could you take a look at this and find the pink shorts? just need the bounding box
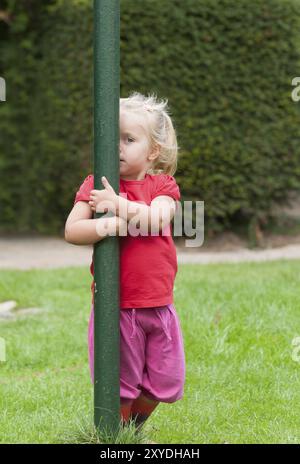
[88,303,186,403]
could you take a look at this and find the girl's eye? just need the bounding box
[127,137,134,143]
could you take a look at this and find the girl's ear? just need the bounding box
[149,143,160,160]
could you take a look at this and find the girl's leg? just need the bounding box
[120,398,134,424]
[119,309,147,426]
[130,392,160,431]
[142,304,186,404]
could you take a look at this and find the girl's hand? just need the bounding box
[89,176,118,214]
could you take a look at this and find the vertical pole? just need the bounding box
[93,0,120,434]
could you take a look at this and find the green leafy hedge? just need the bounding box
[1,0,300,237]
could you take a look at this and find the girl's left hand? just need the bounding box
[89,176,118,213]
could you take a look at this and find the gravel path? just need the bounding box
[1,236,300,269]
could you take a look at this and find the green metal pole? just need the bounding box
[93,0,120,434]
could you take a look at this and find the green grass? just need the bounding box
[0,261,300,444]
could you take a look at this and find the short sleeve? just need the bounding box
[73,174,94,205]
[151,174,181,202]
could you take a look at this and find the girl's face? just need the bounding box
[119,110,158,180]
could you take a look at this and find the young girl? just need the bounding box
[65,92,186,434]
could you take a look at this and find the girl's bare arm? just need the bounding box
[65,201,127,245]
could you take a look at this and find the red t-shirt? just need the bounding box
[73,173,181,309]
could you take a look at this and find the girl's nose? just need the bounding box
[119,140,124,153]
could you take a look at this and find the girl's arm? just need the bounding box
[65,201,127,245]
[114,195,177,234]
[88,177,176,234]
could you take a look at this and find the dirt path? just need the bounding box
[1,235,300,269]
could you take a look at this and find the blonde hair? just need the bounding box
[120,91,179,176]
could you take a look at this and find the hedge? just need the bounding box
[1,0,300,238]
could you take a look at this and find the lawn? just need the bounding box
[0,260,300,444]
